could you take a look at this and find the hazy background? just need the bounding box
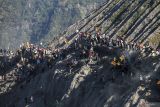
[0,0,106,49]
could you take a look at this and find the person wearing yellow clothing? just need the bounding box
[111,56,124,67]
[64,38,70,45]
[111,57,117,66]
[120,55,125,61]
[116,61,121,66]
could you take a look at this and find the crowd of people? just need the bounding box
[0,42,61,82]
[73,28,159,60]
[0,49,13,56]
[0,27,160,83]
[0,27,160,107]
[66,27,160,77]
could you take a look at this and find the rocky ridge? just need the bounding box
[0,0,160,107]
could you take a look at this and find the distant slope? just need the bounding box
[0,0,106,49]
[49,0,160,49]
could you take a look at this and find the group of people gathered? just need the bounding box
[0,42,66,82]
[71,28,159,62]
[65,27,160,77]
[0,27,160,107]
[0,27,159,83]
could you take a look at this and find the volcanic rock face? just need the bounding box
[48,0,160,49]
[0,0,160,107]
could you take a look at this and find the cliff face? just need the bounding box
[0,0,105,49]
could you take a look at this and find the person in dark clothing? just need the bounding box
[112,39,116,47]
[87,32,92,41]
[81,49,88,59]
[116,37,121,47]
[145,46,153,55]
[96,33,101,43]
[25,97,28,105]
[47,58,53,69]
[130,42,134,50]
[78,32,84,42]
[0,49,2,54]
[73,39,79,50]
[21,46,26,56]
[59,49,66,60]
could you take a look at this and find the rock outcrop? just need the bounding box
[0,0,160,107]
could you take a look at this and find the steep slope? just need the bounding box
[49,0,160,48]
[0,0,160,107]
[0,40,159,107]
